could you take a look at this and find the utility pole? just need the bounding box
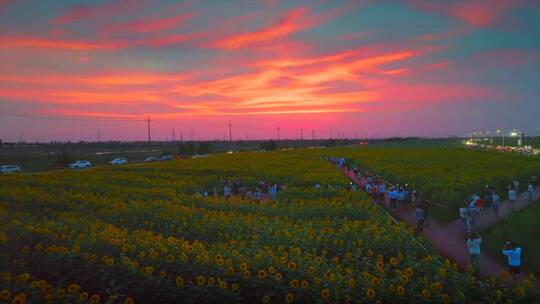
[190,128,193,141]
[97,130,101,142]
[180,132,183,142]
[147,116,151,143]
[312,129,315,141]
[277,127,280,142]
[330,129,333,139]
[300,128,303,140]
[228,122,232,142]
[172,129,176,142]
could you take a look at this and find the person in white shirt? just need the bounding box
[502,242,521,281]
[508,187,517,211]
[492,192,500,217]
[467,232,482,274]
[528,182,534,201]
[459,200,470,233]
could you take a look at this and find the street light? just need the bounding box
[510,130,523,147]
[496,129,504,147]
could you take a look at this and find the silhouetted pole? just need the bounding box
[228,122,232,142]
[277,127,280,142]
[147,116,151,142]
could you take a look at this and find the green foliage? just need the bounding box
[483,204,540,275]
[258,140,277,151]
[324,147,540,223]
[0,150,537,303]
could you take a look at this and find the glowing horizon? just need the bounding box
[1,0,540,142]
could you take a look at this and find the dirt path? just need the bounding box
[339,166,540,279]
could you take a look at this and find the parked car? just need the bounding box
[159,155,174,161]
[143,157,159,162]
[192,154,209,159]
[109,158,128,165]
[68,160,92,169]
[1,165,21,173]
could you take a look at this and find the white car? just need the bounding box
[1,165,21,173]
[159,155,174,161]
[68,160,92,169]
[192,154,209,159]
[143,157,159,162]
[109,158,127,165]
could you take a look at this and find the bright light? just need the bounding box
[510,132,518,136]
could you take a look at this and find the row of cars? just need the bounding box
[1,155,176,173]
[465,141,539,156]
[68,155,176,169]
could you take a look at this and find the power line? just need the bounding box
[0,111,146,122]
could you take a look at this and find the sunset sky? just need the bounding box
[1,0,539,142]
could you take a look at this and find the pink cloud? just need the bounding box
[213,7,312,50]
[408,0,523,27]
[0,36,121,51]
[50,0,144,25]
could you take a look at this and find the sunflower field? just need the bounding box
[0,150,537,303]
[329,147,540,222]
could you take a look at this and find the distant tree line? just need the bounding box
[178,142,212,155]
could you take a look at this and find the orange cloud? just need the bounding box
[0,36,120,51]
[213,7,311,49]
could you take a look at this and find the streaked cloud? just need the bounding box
[1,0,539,141]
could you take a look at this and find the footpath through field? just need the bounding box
[339,165,540,279]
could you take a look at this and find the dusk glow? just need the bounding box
[1,0,539,141]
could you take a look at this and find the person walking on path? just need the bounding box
[469,196,479,230]
[269,184,278,200]
[528,182,534,201]
[492,191,500,217]
[378,182,386,203]
[467,232,482,275]
[388,187,398,209]
[459,200,471,233]
[396,187,405,209]
[415,203,426,233]
[484,185,492,209]
[224,184,232,200]
[502,242,521,281]
[508,186,517,211]
[513,179,520,193]
[423,201,430,228]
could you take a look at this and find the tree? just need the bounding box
[178,142,196,155]
[197,142,212,154]
[259,140,277,151]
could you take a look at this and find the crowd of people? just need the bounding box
[328,157,430,232]
[459,180,538,233]
[465,232,523,279]
[199,178,283,201]
[329,157,532,279]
